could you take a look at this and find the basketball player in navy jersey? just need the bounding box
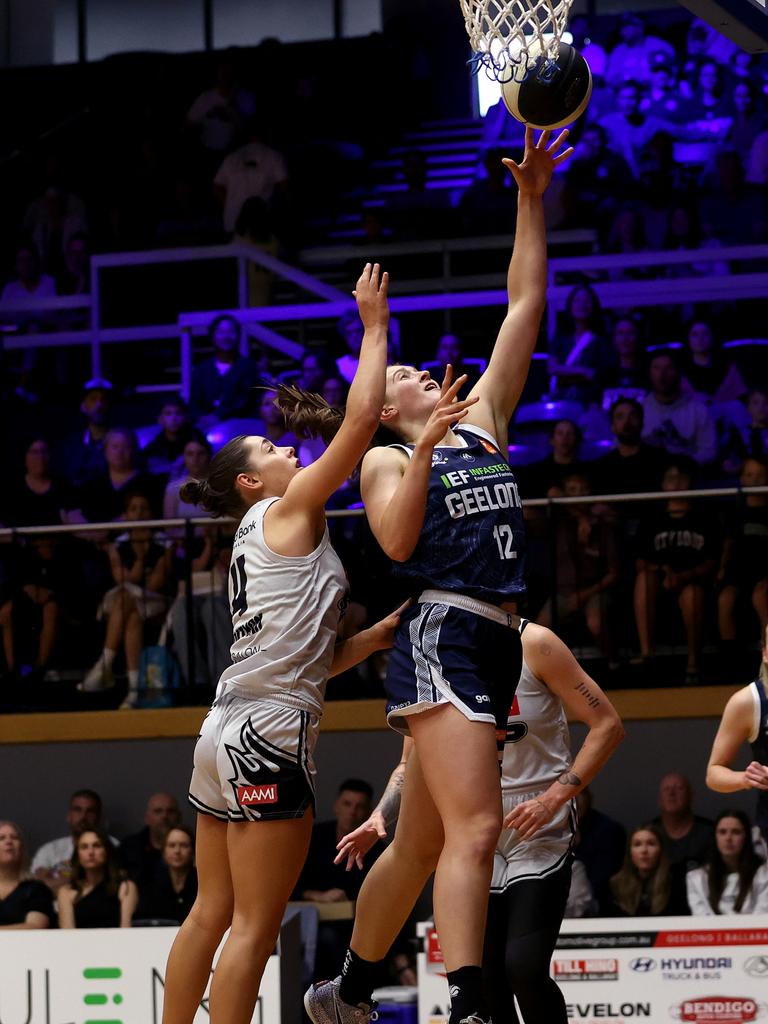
[304,127,574,1024]
[706,624,768,848]
[160,265,408,1024]
[334,620,623,1024]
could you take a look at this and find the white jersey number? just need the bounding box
[493,524,518,561]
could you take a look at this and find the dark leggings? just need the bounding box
[482,857,572,1024]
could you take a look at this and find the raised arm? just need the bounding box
[505,624,625,840]
[466,127,574,445]
[706,687,768,793]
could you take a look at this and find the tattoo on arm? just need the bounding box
[557,770,582,788]
[378,764,406,826]
[574,680,601,708]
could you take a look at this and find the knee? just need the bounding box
[445,816,500,863]
[187,898,232,939]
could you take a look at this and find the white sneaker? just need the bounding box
[304,977,378,1024]
[119,691,139,710]
[77,661,116,692]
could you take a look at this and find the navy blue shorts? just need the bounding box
[385,592,522,738]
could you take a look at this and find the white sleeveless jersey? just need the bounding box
[215,497,348,715]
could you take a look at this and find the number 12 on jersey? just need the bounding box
[493,524,518,561]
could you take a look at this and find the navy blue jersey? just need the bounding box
[751,678,768,839]
[389,423,526,603]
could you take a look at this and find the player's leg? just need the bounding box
[162,813,233,1024]
[718,584,738,641]
[633,562,659,659]
[209,813,313,1024]
[678,583,705,678]
[482,891,520,1024]
[38,599,59,668]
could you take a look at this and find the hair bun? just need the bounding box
[180,479,207,507]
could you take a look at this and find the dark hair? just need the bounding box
[338,778,374,800]
[276,383,397,455]
[564,284,602,331]
[649,347,681,372]
[707,809,762,913]
[179,435,254,518]
[609,396,644,422]
[69,828,124,898]
[685,317,718,348]
[550,418,583,444]
[70,789,102,810]
[207,313,242,346]
[121,487,154,514]
[159,396,188,414]
[610,823,671,915]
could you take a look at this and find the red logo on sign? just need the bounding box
[553,958,619,981]
[509,696,521,717]
[679,998,758,1023]
[237,784,278,805]
[427,930,444,966]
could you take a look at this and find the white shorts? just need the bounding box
[188,693,319,822]
[491,792,576,892]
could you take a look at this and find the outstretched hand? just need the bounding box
[367,599,412,652]
[334,813,387,871]
[416,364,479,450]
[503,126,574,196]
[353,262,389,329]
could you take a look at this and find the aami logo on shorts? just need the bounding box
[554,958,619,981]
[237,784,278,805]
[675,997,760,1023]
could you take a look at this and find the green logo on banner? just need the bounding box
[82,966,124,1023]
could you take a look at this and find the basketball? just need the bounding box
[501,39,592,130]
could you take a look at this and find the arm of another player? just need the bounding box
[465,127,575,444]
[329,601,410,678]
[706,686,768,793]
[335,736,415,870]
[505,624,625,840]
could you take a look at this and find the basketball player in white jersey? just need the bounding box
[160,265,405,1024]
[334,620,623,1024]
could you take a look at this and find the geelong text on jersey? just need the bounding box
[444,481,522,519]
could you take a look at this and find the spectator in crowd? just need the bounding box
[682,59,730,126]
[259,388,299,448]
[682,319,746,402]
[718,457,768,641]
[538,470,619,662]
[213,123,288,233]
[295,351,331,394]
[746,127,768,185]
[0,241,57,326]
[601,82,675,179]
[642,351,717,465]
[143,398,206,479]
[734,389,768,463]
[189,314,259,429]
[72,428,157,523]
[640,58,686,122]
[120,792,181,887]
[335,310,365,385]
[233,196,281,306]
[135,825,198,924]
[700,150,766,245]
[322,376,348,408]
[458,147,518,236]
[2,437,74,527]
[56,232,90,296]
[605,14,675,87]
[653,771,715,870]
[565,123,634,229]
[548,284,607,403]
[686,809,768,914]
[163,437,213,520]
[599,316,647,397]
[58,378,113,486]
[573,788,627,906]
[521,419,587,497]
[22,164,87,277]
[727,82,768,166]
[594,398,668,495]
[31,789,118,893]
[58,828,138,928]
[425,333,482,392]
[604,823,689,916]
[634,462,721,682]
[296,778,385,978]
[187,56,257,156]
[0,821,54,929]
[79,491,173,704]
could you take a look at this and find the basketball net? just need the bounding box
[459,0,575,82]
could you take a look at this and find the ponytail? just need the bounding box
[180,435,253,519]
[275,383,344,444]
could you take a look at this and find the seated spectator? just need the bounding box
[143,398,206,479]
[680,59,731,127]
[0,241,57,333]
[634,462,721,681]
[520,419,587,497]
[599,316,647,396]
[187,55,257,155]
[189,314,260,430]
[538,470,619,662]
[259,388,299,448]
[163,438,213,520]
[564,123,634,230]
[642,350,717,465]
[718,457,768,642]
[322,376,349,408]
[547,284,607,404]
[564,859,598,918]
[727,82,768,166]
[57,378,113,486]
[58,829,138,928]
[593,398,668,496]
[72,428,158,523]
[731,389,768,464]
[604,823,689,916]
[31,789,118,893]
[640,57,686,123]
[605,14,675,88]
[686,809,768,914]
[78,491,174,703]
[135,825,197,924]
[2,437,75,527]
[573,788,626,905]
[682,319,746,402]
[295,351,331,394]
[663,204,729,278]
[601,82,676,178]
[424,333,483,392]
[458,147,518,236]
[0,821,54,929]
[213,123,288,234]
[700,151,766,245]
[22,164,87,277]
[56,232,90,296]
[335,310,365,385]
[233,196,281,306]
[120,792,181,887]
[653,771,715,871]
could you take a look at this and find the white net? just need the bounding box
[459,0,575,82]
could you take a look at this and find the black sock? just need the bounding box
[338,948,380,1008]
[447,965,486,1023]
